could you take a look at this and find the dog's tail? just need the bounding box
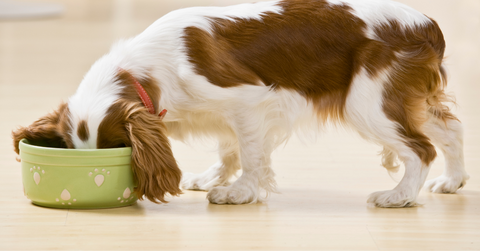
[380,147,401,174]
[423,18,458,123]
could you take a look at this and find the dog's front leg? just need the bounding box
[182,138,241,191]
[206,116,276,204]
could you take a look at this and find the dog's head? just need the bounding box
[12,68,182,203]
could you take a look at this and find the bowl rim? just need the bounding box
[19,138,132,157]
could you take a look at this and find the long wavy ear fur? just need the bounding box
[126,108,182,203]
[12,102,72,156]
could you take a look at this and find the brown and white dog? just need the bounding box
[13,0,469,207]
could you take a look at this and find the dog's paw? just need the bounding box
[424,174,469,194]
[207,185,257,204]
[181,172,230,191]
[367,189,418,208]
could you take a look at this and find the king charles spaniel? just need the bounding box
[13,0,469,207]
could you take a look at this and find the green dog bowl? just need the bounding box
[19,139,138,209]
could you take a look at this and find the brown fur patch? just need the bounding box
[183,0,369,122]
[98,100,182,203]
[98,70,180,203]
[97,69,162,149]
[97,101,132,149]
[371,19,452,165]
[127,105,182,203]
[12,102,73,155]
[184,0,455,165]
[116,69,161,114]
[77,120,89,142]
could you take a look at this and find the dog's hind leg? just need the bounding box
[181,138,241,191]
[346,67,435,207]
[423,110,469,193]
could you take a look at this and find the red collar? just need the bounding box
[120,68,167,119]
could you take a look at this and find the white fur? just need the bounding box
[327,0,430,39]
[423,113,469,193]
[69,58,123,149]
[343,67,428,207]
[148,1,283,36]
[66,0,466,206]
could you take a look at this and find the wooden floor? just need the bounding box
[1,0,479,250]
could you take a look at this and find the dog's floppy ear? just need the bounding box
[126,109,182,203]
[12,102,72,155]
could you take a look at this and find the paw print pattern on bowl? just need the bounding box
[30,166,45,185]
[117,187,135,203]
[20,139,136,209]
[88,168,111,187]
[55,189,77,205]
